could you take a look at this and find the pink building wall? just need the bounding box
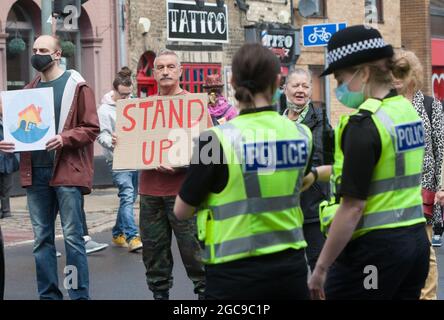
[0,0,121,103]
[0,0,124,157]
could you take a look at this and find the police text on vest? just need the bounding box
[395,121,425,153]
[243,140,308,172]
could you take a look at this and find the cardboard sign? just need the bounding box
[113,93,211,170]
[1,87,56,152]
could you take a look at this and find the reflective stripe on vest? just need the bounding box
[374,108,405,176]
[202,227,305,261]
[324,204,423,234]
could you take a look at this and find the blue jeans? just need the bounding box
[111,170,139,241]
[27,167,89,300]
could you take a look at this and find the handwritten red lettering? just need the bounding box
[152,99,166,130]
[169,99,184,128]
[122,103,136,132]
[159,139,173,164]
[187,99,204,128]
[139,101,154,131]
[142,141,155,165]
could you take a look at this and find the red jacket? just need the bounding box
[20,70,100,194]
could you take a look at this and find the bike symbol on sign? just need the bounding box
[308,27,332,44]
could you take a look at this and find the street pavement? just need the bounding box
[3,230,197,300]
[2,188,444,300]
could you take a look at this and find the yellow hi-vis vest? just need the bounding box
[319,96,426,239]
[197,111,312,264]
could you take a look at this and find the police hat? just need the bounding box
[321,25,394,77]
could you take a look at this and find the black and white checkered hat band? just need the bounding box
[327,38,387,65]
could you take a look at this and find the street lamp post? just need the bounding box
[41,0,53,35]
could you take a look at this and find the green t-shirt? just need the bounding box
[31,71,70,167]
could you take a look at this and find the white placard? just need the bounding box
[1,88,56,152]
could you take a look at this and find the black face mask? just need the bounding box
[31,54,55,72]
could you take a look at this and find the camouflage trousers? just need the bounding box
[139,195,205,295]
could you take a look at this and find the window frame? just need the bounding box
[180,63,222,93]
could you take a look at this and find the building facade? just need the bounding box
[0,0,122,103]
[293,0,402,125]
[430,0,444,101]
[1,0,123,192]
[127,0,297,106]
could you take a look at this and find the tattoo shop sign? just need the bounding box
[261,27,299,66]
[167,0,229,43]
[113,94,211,170]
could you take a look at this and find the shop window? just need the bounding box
[311,0,327,18]
[365,0,384,23]
[181,63,222,93]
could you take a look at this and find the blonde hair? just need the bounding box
[392,50,424,93]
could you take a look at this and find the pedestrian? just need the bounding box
[97,67,142,252]
[80,196,109,254]
[308,25,429,300]
[174,43,313,300]
[392,49,444,300]
[0,35,99,300]
[283,67,331,271]
[136,49,205,300]
[203,74,238,125]
[0,106,18,219]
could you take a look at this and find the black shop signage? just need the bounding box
[167,0,229,43]
[260,27,298,66]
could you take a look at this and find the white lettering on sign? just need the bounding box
[395,121,425,153]
[167,1,228,43]
[244,140,308,173]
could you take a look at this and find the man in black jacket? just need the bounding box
[283,68,332,271]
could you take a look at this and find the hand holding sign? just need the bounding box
[46,134,64,151]
[0,141,15,153]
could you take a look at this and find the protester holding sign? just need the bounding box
[175,43,314,300]
[136,49,205,300]
[0,35,99,300]
[307,25,429,300]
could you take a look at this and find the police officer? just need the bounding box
[174,43,314,300]
[307,25,430,300]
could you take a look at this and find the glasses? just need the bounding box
[155,64,178,72]
[117,92,131,98]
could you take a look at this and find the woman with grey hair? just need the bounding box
[284,67,332,271]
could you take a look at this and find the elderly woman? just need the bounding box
[393,50,444,300]
[283,67,332,271]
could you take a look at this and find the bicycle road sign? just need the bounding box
[302,23,347,47]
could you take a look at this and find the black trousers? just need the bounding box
[205,249,310,300]
[0,226,4,300]
[325,224,429,300]
[303,222,325,271]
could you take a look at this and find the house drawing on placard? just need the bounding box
[17,104,42,132]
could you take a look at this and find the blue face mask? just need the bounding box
[335,70,365,109]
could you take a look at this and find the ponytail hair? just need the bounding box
[231,43,280,109]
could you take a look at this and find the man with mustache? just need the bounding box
[137,49,205,300]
